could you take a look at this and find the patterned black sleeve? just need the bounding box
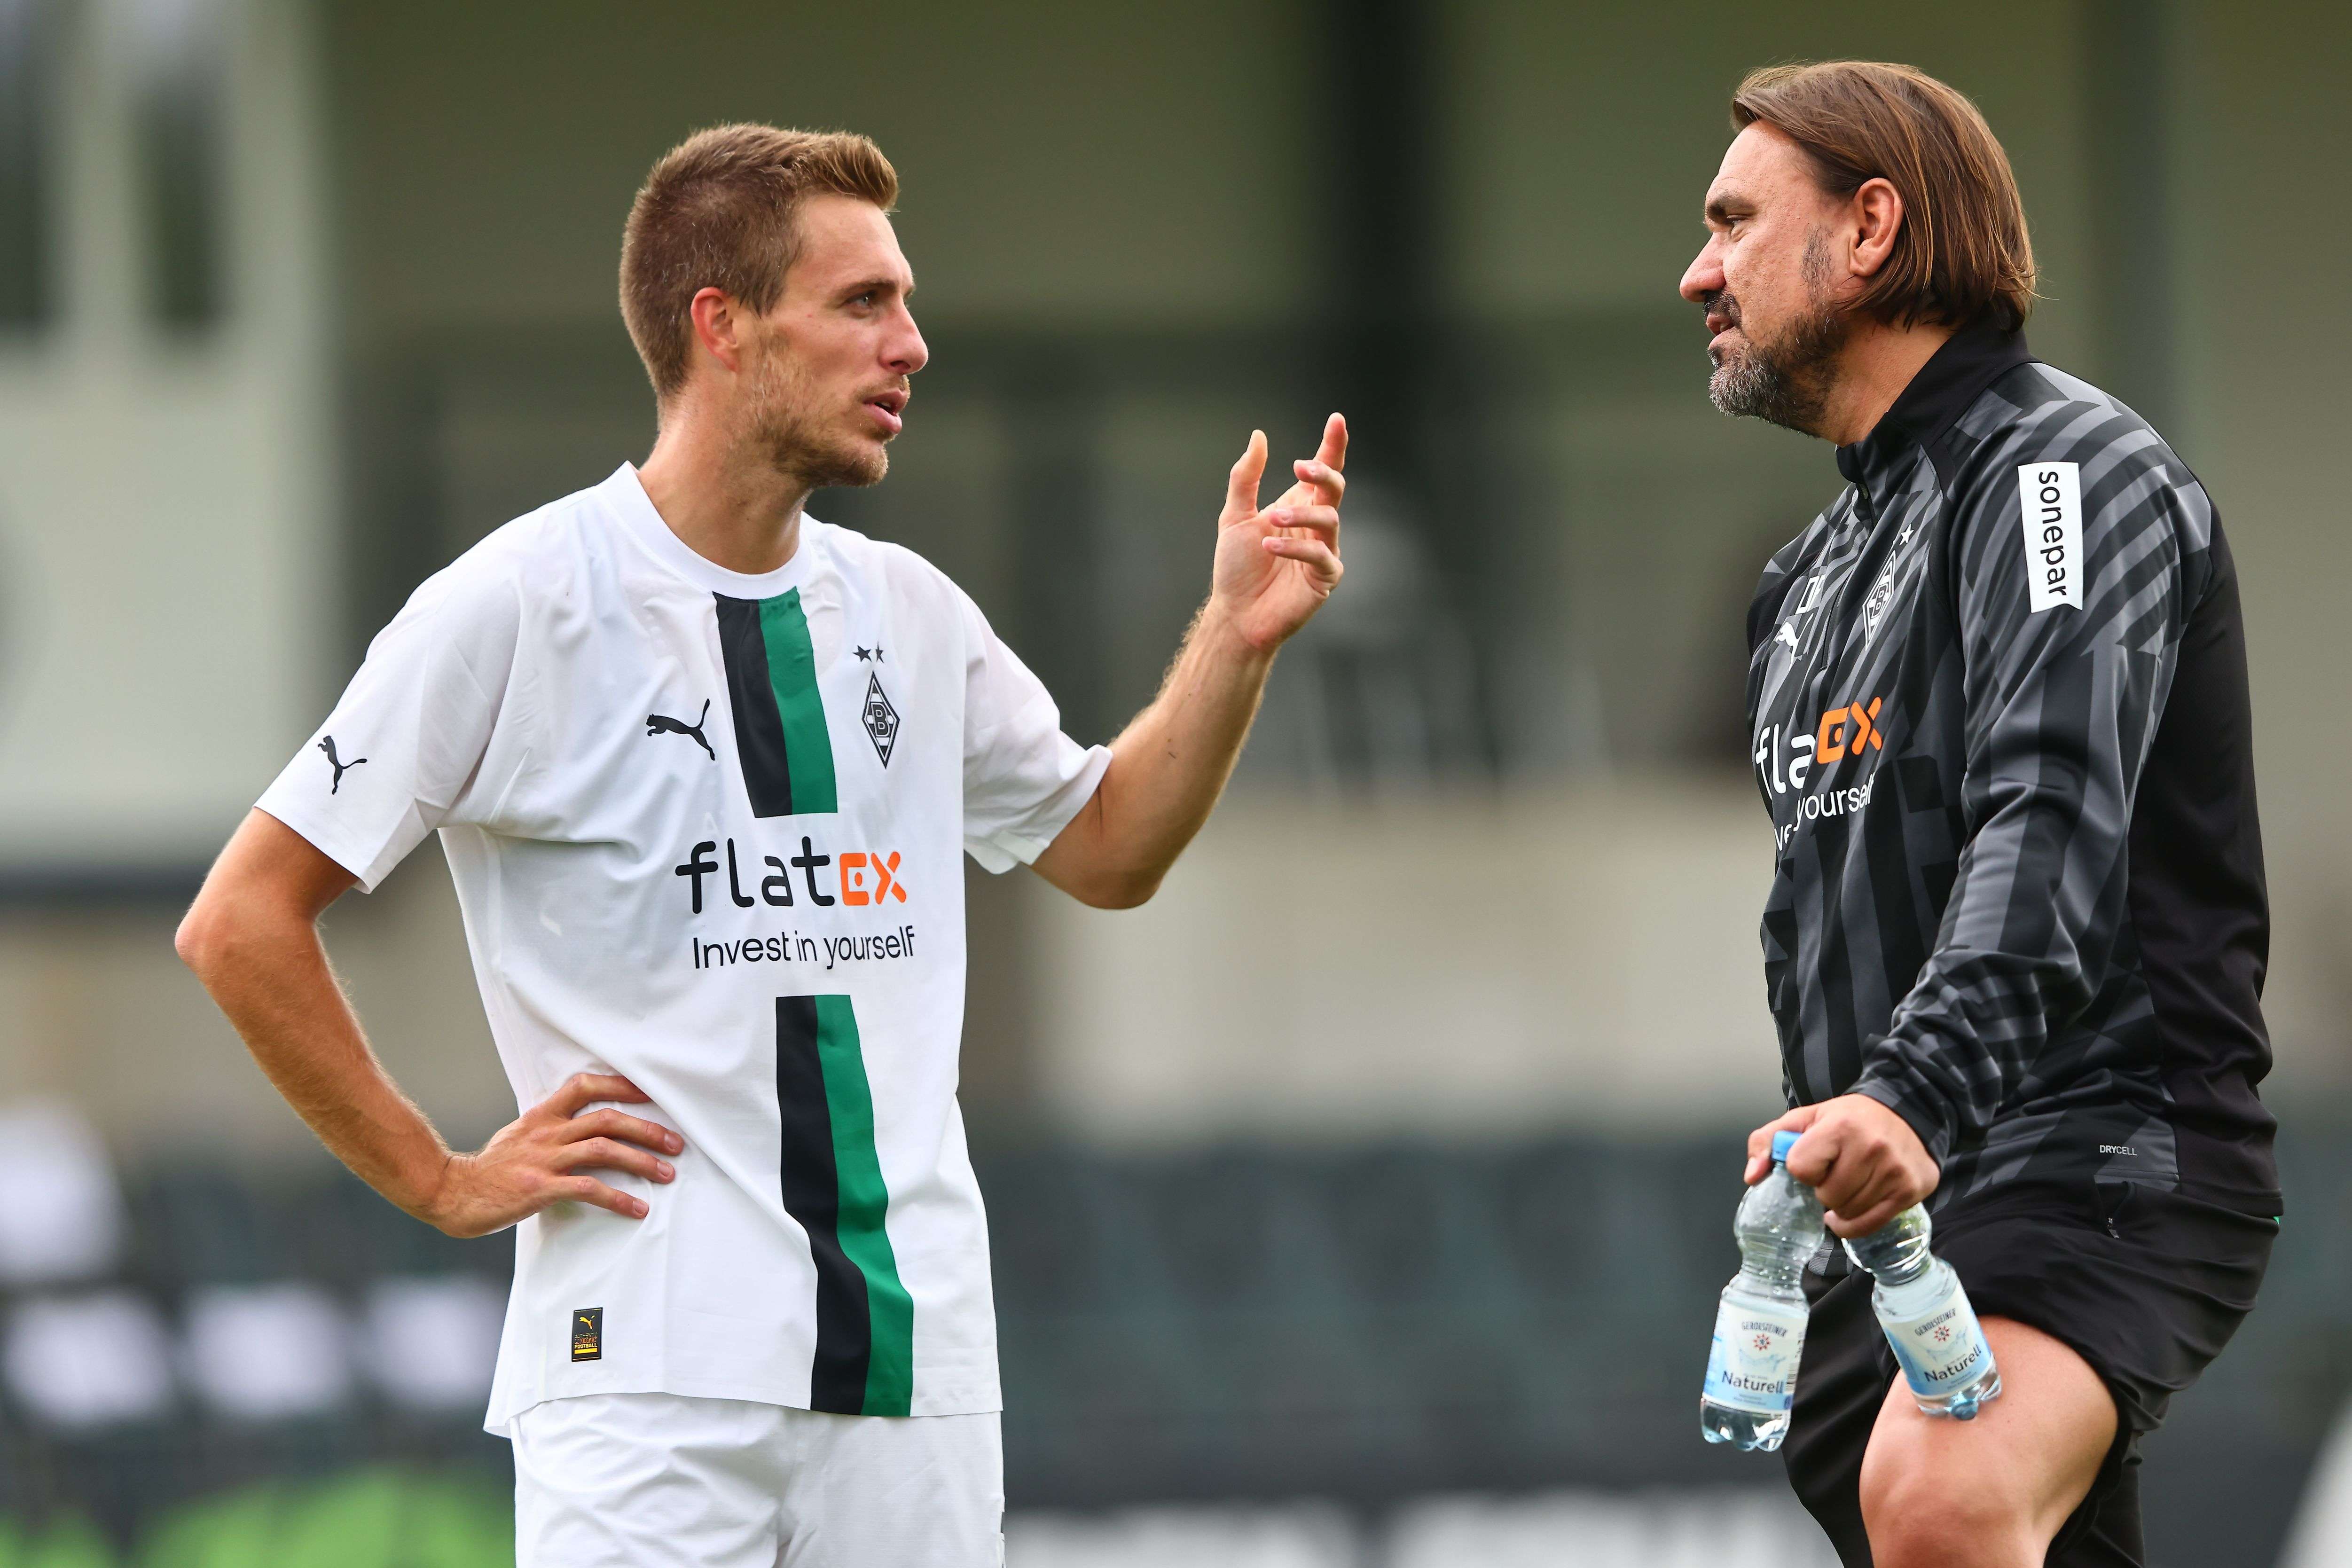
[1847,416,2212,1162]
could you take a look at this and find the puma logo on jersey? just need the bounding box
[318,735,367,794]
[1774,620,1800,652]
[646,699,715,760]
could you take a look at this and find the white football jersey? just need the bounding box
[257,464,1108,1429]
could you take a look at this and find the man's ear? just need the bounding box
[1849,177,1905,281]
[687,287,745,377]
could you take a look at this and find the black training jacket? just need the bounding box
[1744,321,2278,1215]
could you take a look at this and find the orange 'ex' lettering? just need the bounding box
[1814,698,1884,766]
[838,852,910,907]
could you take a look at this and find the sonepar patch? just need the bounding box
[2016,461,2083,614]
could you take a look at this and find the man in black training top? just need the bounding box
[1678,61,2277,1568]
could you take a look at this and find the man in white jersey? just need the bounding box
[175,124,1347,1567]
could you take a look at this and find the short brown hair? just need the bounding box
[619,124,899,399]
[1731,62,2036,331]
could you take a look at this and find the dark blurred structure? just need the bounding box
[2,1114,2346,1563]
[986,1122,2349,1566]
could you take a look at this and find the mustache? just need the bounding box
[1701,290,1740,329]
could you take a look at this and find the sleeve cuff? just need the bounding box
[251,800,396,894]
[1849,1076,1956,1168]
[965,744,1111,875]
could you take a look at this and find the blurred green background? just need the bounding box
[0,0,2345,1562]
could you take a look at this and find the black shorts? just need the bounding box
[1780,1179,2275,1567]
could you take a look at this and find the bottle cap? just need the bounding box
[1771,1130,1802,1164]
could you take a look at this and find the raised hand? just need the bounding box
[421,1072,683,1238]
[1208,413,1347,653]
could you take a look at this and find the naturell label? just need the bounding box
[1881,1281,1991,1396]
[1702,1295,1809,1414]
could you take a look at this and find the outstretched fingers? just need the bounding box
[1291,415,1349,508]
[1223,430,1269,525]
[1316,412,1348,471]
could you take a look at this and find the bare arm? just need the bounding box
[175,809,680,1237]
[1032,415,1346,909]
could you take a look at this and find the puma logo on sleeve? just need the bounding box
[646,698,715,760]
[318,735,367,794]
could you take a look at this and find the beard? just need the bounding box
[742,339,890,491]
[1703,231,1851,437]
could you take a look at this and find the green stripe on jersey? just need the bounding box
[814,994,913,1417]
[757,590,838,815]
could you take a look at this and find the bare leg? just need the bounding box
[1859,1317,2117,1568]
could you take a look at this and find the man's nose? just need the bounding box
[887,306,927,376]
[1679,242,1723,305]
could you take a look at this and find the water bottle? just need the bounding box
[1700,1129,1824,1451]
[1842,1204,2002,1419]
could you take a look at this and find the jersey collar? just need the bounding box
[1835,318,2034,505]
[599,463,820,599]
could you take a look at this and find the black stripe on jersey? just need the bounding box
[1815,820,1866,1093]
[718,595,796,817]
[776,995,873,1414]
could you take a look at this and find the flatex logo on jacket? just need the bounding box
[1753,695,1885,798]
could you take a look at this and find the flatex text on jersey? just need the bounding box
[674,834,917,973]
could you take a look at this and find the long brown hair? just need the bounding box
[1731,62,2037,331]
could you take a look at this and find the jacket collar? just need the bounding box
[1833,319,2033,504]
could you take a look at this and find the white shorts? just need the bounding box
[510,1393,1004,1568]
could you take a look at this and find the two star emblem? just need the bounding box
[853,645,886,663]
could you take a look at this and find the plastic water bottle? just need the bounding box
[1700,1129,1823,1451]
[1842,1204,2002,1419]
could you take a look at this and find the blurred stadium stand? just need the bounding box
[0,1106,2343,1562]
[0,1101,516,1558]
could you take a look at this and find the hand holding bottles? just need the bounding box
[1701,1130,2001,1456]
[1744,1093,1938,1237]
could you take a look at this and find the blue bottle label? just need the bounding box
[1702,1294,1808,1414]
[1881,1281,1992,1396]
